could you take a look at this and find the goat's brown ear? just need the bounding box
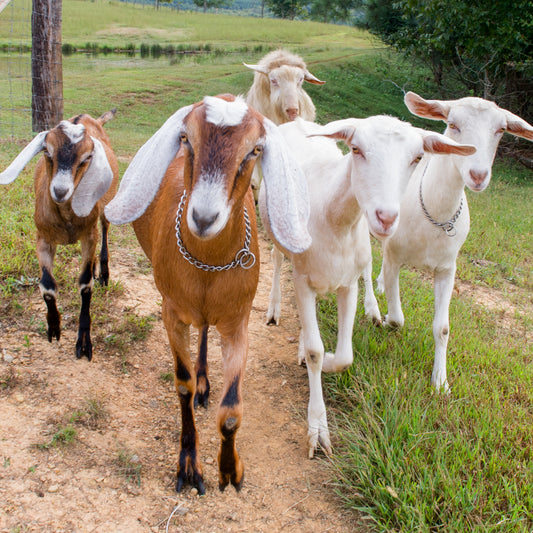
[0,131,48,185]
[105,104,194,225]
[260,118,311,254]
[503,109,533,141]
[71,137,114,217]
[404,91,450,121]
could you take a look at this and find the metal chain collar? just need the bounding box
[419,162,463,237]
[174,190,256,271]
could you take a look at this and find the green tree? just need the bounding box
[308,0,359,23]
[193,0,233,13]
[265,0,306,20]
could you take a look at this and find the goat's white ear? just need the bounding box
[71,137,114,218]
[419,130,476,156]
[304,70,325,85]
[243,62,269,75]
[502,109,533,141]
[404,91,450,121]
[105,104,194,225]
[0,131,48,184]
[305,118,357,143]
[260,118,311,254]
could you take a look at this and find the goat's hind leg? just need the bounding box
[37,238,61,342]
[164,302,205,494]
[194,325,210,408]
[266,245,284,325]
[217,321,248,492]
[98,214,110,286]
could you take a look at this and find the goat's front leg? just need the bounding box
[76,233,97,360]
[381,250,404,328]
[432,266,456,393]
[36,237,60,342]
[194,325,210,408]
[362,260,381,325]
[265,245,284,325]
[294,273,332,459]
[98,214,110,286]
[217,319,249,492]
[322,284,357,373]
[163,301,205,495]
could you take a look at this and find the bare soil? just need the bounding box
[0,232,361,533]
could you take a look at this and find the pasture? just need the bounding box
[0,2,532,531]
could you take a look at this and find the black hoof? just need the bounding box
[219,470,244,492]
[266,317,277,326]
[176,471,205,495]
[76,335,92,361]
[194,388,210,409]
[47,325,61,342]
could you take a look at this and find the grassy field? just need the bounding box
[0,1,532,531]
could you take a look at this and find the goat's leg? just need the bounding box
[216,320,248,492]
[163,301,205,495]
[266,245,284,325]
[362,260,381,325]
[98,214,110,286]
[194,325,210,408]
[431,267,455,393]
[294,273,332,459]
[382,250,404,328]
[36,237,60,342]
[322,284,357,373]
[76,233,97,360]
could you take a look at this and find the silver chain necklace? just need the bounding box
[419,163,463,237]
[174,190,256,271]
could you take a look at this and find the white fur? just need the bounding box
[60,121,85,144]
[259,115,474,458]
[375,92,533,392]
[204,95,248,128]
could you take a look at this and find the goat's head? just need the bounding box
[307,115,476,238]
[405,91,533,192]
[0,117,114,217]
[245,52,324,123]
[105,94,311,253]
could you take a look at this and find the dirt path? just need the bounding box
[0,232,360,532]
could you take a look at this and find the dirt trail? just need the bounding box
[0,233,360,532]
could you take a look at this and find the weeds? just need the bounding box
[116,446,142,486]
[36,425,77,450]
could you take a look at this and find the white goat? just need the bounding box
[376,91,533,392]
[0,111,119,360]
[260,116,475,458]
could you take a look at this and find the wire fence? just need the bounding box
[0,0,32,138]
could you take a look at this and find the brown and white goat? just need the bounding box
[0,111,119,360]
[105,94,310,494]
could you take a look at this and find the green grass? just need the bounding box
[0,2,532,530]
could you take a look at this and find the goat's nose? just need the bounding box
[469,169,488,187]
[53,186,69,202]
[192,208,218,235]
[286,108,299,121]
[376,209,398,231]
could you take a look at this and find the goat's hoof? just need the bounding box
[98,275,109,287]
[176,471,205,496]
[47,326,61,342]
[266,316,279,326]
[219,469,244,492]
[75,336,92,361]
[371,315,383,327]
[194,389,210,409]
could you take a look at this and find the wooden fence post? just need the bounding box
[32,0,63,132]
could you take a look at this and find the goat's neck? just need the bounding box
[325,157,362,230]
[419,154,466,219]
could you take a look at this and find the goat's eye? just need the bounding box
[496,127,505,135]
[180,134,188,143]
[352,146,361,155]
[252,145,263,156]
[448,123,459,132]
[270,78,278,87]
[413,155,423,164]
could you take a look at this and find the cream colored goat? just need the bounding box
[0,111,119,360]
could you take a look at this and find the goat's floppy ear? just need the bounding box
[404,91,450,121]
[260,118,311,254]
[0,131,48,184]
[305,118,357,144]
[419,130,476,156]
[502,109,533,141]
[105,104,194,225]
[71,137,114,218]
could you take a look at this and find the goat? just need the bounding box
[0,110,119,361]
[375,91,533,392]
[104,94,311,494]
[260,116,475,458]
[244,49,324,199]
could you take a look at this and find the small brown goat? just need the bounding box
[0,111,119,360]
[105,94,310,494]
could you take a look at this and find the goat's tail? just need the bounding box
[98,108,117,125]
